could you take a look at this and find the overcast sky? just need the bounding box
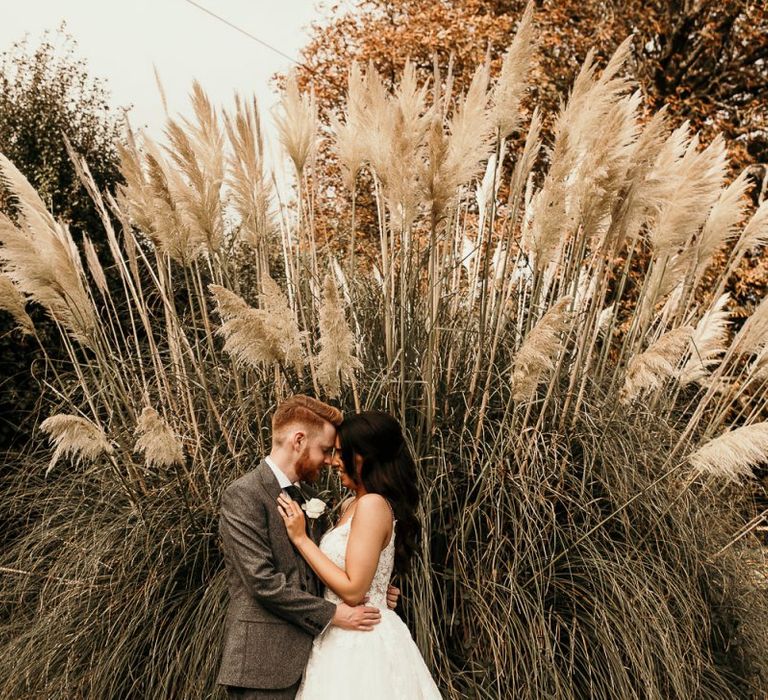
[0,0,324,149]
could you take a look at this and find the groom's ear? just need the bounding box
[291,429,307,452]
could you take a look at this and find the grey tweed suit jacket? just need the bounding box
[217,461,337,690]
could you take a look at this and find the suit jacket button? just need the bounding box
[300,582,307,591]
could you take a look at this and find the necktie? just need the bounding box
[283,484,306,505]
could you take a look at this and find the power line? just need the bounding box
[182,0,313,73]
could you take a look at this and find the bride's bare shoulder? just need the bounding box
[354,493,391,519]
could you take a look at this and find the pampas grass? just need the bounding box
[315,275,362,399]
[689,422,768,483]
[0,156,96,346]
[39,414,113,475]
[1,17,768,700]
[619,325,693,402]
[134,407,185,469]
[510,295,572,402]
[0,273,34,335]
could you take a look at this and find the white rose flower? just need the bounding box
[302,497,327,519]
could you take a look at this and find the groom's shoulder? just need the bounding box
[222,462,268,500]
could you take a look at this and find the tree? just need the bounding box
[0,25,124,449]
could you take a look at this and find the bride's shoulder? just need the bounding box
[354,493,393,521]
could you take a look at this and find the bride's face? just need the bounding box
[330,436,362,491]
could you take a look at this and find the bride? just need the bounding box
[276,410,441,699]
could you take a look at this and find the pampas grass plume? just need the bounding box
[315,275,362,398]
[274,72,318,177]
[40,414,113,476]
[260,275,306,375]
[209,281,305,374]
[209,283,279,368]
[688,422,768,483]
[490,0,536,139]
[679,294,730,386]
[510,296,572,401]
[0,273,34,335]
[134,407,184,468]
[620,325,693,402]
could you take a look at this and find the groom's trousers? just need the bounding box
[225,680,301,700]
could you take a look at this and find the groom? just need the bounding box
[217,394,396,699]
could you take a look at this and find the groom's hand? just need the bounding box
[386,584,400,610]
[332,602,381,631]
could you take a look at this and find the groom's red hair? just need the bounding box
[272,394,343,438]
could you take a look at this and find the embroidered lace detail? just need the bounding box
[319,515,395,609]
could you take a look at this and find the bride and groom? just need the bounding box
[217,394,441,699]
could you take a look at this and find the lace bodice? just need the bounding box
[319,513,395,609]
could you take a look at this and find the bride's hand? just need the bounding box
[277,493,308,543]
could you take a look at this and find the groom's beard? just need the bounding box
[295,448,320,483]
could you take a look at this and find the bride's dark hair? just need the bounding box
[337,411,421,575]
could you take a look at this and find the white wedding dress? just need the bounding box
[296,514,442,699]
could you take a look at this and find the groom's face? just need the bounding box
[295,420,337,483]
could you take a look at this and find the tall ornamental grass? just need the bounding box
[1,8,767,698]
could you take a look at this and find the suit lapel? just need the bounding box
[256,461,315,580]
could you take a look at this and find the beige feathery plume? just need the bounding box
[679,293,731,386]
[40,414,113,476]
[134,407,184,468]
[729,293,768,358]
[209,280,305,374]
[688,422,768,483]
[510,296,572,402]
[210,284,279,368]
[693,171,751,281]
[315,275,363,398]
[619,325,694,403]
[121,137,207,263]
[260,275,305,375]
[331,63,368,192]
[273,72,318,177]
[490,1,535,139]
[734,197,768,254]
[164,82,225,254]
[364,61,432,226]
[83,235,108,298]
[647,134,727,256]
[0,273,34,335]
[596,304,615,338]
[0,156,96,345]
[224,94,272,246]
[523,39,635,266]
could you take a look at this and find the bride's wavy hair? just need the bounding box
[337,411,421,575]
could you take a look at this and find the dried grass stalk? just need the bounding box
[315,275,362,398]
[688,422,768,483]
[510,296,572,401]
[619,326,694,402]
[134,407,184,468]
[40,414,113,475]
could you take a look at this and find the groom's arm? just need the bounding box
[219,485,336,636]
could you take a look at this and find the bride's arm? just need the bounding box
[277,493,391,606]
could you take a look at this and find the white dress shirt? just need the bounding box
[265,455,295,489]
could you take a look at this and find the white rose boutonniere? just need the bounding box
[302,497,327,519]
